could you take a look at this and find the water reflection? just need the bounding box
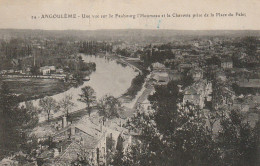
[34,54,137,121]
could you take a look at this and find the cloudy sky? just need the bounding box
[0,0,259,30]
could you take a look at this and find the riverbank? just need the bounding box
[21,54,140,125]
[115,56,149,102]
[31,54,146,141]
[120,71,148,100]
[96,53,149,102]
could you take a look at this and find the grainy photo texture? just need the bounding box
[0,0,259,165]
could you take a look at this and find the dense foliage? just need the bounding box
[0,82,38,159]
[112,81,259,166]
[97,95,123,119]
[123,70,149,98]
[140,44,175,67]
[79,41,112,55]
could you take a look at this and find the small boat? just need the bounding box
[82,76,90,81]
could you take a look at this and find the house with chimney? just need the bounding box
[51,116,107,166]
[47,116,132,166]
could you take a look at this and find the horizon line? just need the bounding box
[1,28,260,31]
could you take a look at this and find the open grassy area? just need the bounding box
[0,78,71,101]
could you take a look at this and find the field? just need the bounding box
[1,78,70,101]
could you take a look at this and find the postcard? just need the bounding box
[0,0,259,165]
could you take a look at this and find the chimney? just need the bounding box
[100,118,103,133]
[100,123,103,133]
[71,126,75,136]
[103,117,105,126]
[129,135,132,145]
[62,116,67,128]
[80,137,84,145]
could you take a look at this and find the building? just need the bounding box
[152,71,169,85]
[177,63,192,72]
[189,68,203,81]
[56,69,64,74]
[151,62,166,71]
[137,88,156,112]
[183,80,212,109]
[40,67,51,75]
[48,66,56,71]
[52,117,107,166]
[183,86,204,109]
[168,71,182,81]
[237,79,260,88]
[0,70,7,74]
[221,58,233,69]
[50,116,132,166]
[40,66,56,75]
[233,95,260,113]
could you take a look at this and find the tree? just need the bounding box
[121,79,259,166]
[24,101,39,129]
[180,72,194,89]
[217,110,259,166]
[122,103,221,166]
[96,96,107,117]
[0,82,38,158]
[206,55,221,67]
[120,81,222,166]
[78,86,96,117]
[204,66,215,82]
[71,146,91,166]
[148,81,182,134]
[111,134,125,166]
[30,65,40,76]
[0,82,19,156]
[59,94,75,118]
[242,36,258,57]
[39,96,57,122]
[97,95,123,119]
[111,149,125,166]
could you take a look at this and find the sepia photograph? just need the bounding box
[0,0,259,165]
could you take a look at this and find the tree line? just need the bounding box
[37,85,123,123]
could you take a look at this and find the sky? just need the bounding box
[0,0,259,30]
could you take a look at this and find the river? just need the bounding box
[35,54,138,122]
